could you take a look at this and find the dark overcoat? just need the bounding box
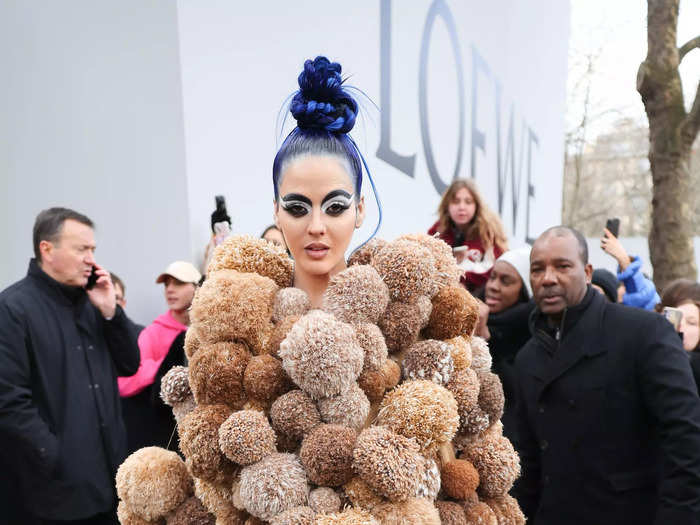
[513,287,700,525]
[0,259,140,520]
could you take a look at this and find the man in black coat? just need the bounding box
[0,207,140,523]
[513,226,700,525]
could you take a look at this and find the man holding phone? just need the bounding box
[0,207,140,523]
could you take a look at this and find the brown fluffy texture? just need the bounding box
[166,496,215,525]
[352,426,422,501]
[179,405,237,484]
[244,354,292,403]
[299,424,357,487]
[316,508,380,525]
[270,389,321,441]
[461,435,521,498]
[354,323,388,372]
[184,325,202,360]
[347,238,388,267]
[476,372,505,427]
[116,447,192,521]
[207,234,293,288]
[190,269,277,353]
[193,478,245,525]
[378,301,422,352]
[273,288,311,323]
[218,410,277,466]
[415,457,441,500]
[435,501,467,525]
[117,501,159,525]
[317,383,370,431]
[441,459,480,500]
[402,339,454,385]
[322,266,390,325]
[160,366,191,406]
[308,487,341,514]
[424,286,480,340]
[470,336,493,373]
[483,495,526,525]
[357,369,386,403]
[266,315,301,357]
[239,452,309,520]
[245,518,266,525]
[172,395,197,426]
[189,342,250,409]
[462,406,491,436]
[414,295,433,329]
[446,368,480,433]
[376,380,459,452]
[343,477,384,511]
[373,498,441,525]
[372,240,438,301]
[448,336,473,371]
[396,233,463,289]
[464,502,497,525]
[269,506,315,525]
[279,310,363,400]
[381,359,401,389]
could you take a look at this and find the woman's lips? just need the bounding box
[305,246,330,260]
[485,296,500,307]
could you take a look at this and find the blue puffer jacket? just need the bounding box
[617,256,660,310]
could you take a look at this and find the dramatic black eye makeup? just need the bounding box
[280,193,312,217]
[281,190,354,218]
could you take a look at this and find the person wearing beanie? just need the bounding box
[592,268,619,303]
[484,246,535,443]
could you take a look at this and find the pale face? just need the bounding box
[163,276,196,312]
[448,187,477,226]
[263,227,287,250]
[39,219,96,286]
[678,302,700,351]
[274,155,364,279]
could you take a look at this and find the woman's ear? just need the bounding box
[355,196,366,229]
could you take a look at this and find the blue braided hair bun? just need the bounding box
[289,56,358,134]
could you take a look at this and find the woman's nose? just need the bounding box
[308,209,326,235]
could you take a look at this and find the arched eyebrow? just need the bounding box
[322,190,352,205]
[281,193,312,205]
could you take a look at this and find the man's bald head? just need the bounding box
[535,226,588,265]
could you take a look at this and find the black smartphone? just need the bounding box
[85,265,99,290]
[215,195,226,212]
[605,218,620,238]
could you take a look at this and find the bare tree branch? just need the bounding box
[679,35,700,62]
[682,80,700,146]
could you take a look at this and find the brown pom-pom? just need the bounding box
[316,508,380,525]
[373,240,438,301]
[179,405,237,484]
[317,383,370,431]
[244,354,292,403]
[193,478,245,525]
[357,369,386,403]
[414,457,441,500]
[166,496,215,525]
[354,323,388,372]
[184,326,202,359]
[207,234,293,288]
[462,406,491,436]
[381,359,401,389]
[160,366,191,406]
[190,269,277,353]
[397,233,463,289]
[470,336,492,373]
[352,426,422,501]
[267,315,301,357]
[300,424,357,487]
[402,339,454,385]
[483,495,526,525]
[477,372,505,427]
[279,310,363,400]
[378,301,422,352]
[343,477,383,511]
[218,410,277,466]
[189,342,250,409]
[172,395,197,426]
[448,336,473,371]
[273,288,311,322]
[441,459,480,500]
[116,447,192,521]
[373,498,441,525]
[347,238,388,267]
[424,286,479,340]
[239,452,309,520]
[435,501,467,525]
[461,435,521,498]
[446,368,480,433]
[269,506,316,525]
[376,380,459,452]
[117,501,159,525]
[308,487,342,514]
[464,502,497,525]
[270,389,321,441]
[322,265,390,325]
[414,295,433,329]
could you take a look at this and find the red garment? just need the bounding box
[118,311,187,397]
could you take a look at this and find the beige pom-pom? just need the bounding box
[402,339,454,385]
[470,336,492,373]
[172,395,197,426]
[218,410,277,466]
[461,435,521,498]
[396,233,463,289]
[464,502,497,525]
[189,342,250,409]
[347,238,388,267]
[193,478,245,524]
[357,369,386,403]
[435,500,467,525]
[354,323,388,372]
[381,359,401,389]
[308,487,342,514]
[483,495,526,525]
[300,424,357,487]
[343,477,383,511]
[414,295,433,329]
[273,288,311,322]
[184,325,202,359]
[378,301,423,352]
[373,498,441,525]
[165,496,215,525]
[317,383,370,431]
[322,265,390,325]
[477,371,505,427]
[243,354,292,403]
[266,314,301,357]
[269,506,316,525]
[446,368,480,433]
[117,501,159,525]
[270,389,321,441]
[373,240,438,301]
[448,336,473,371]
[424,286,479,340]
[316,508,380,525]
[160,366,191,406]
[414,457,441,500]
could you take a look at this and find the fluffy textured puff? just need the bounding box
[269,506,316,525]
[396,233,463,289]
[179,404,237,484]
[461,435,521,499]
[207,234,294,288]
[190,269,277,354]
[315,508,380,525]
[184,325,202,360]
[470,336,492,374]
[380,359,401,389]
[322,265,390,325]
[435,501,467,525]
[402,339,454,385]
[372,498,441,525]
[352,426,422,501]
[414,295,433,329]
[317,383,370,431]
[116,447,193,521]
[193,478,246,525]
[243,354,293,403]
[218,410,277,466]
[267,315,301,357]
[270,389,321,441]
[372,240,438,302]
[414,457,441,500]
[117,501,160,525]
[343,477,384,511]
[160,366,192,406]
[476,372,505,427]
[172,395,197,426]
[463,502,497,525]
[308,487,342,515]
[441,459,480,500]
[272,288,311,323]
[483,495,526,525]
[347,238,388,267]
[165,496,215,525]
[279,310,364,400]
[376,380,459,453]
[447,336,473,371]
[423,286,480,340]
[378,301,423,353]
[189,342,251,409]
[461,406,491,436]
[357,369,385,403]
[446,368,480,433]
[239,452,309,520]
[354,323,388,373]
[299,424,357,487]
